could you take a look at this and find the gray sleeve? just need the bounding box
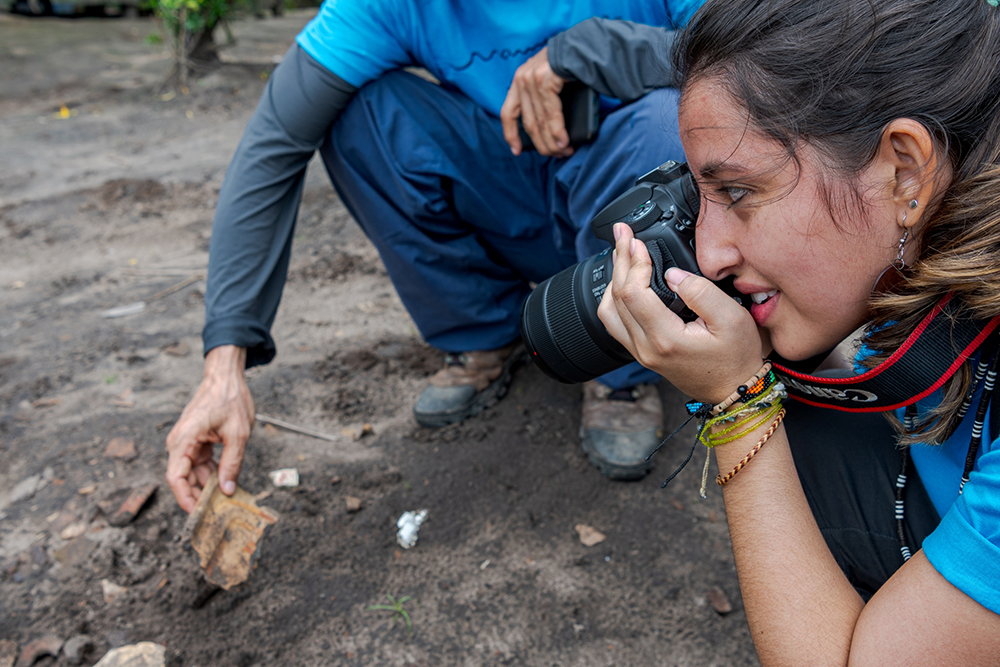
[546,18,677,103]
[202,42,356,368]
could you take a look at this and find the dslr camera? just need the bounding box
[520,160,746,384]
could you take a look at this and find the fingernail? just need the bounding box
[665,268,690,290]
[629,238,636,254]
[222,480,235,494]
[613,223,622,241]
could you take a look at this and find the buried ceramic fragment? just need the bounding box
[396,509,428,549]
[183,473,280,590]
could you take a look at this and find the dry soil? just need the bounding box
[0,12,758,666]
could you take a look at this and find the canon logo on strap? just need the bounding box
[771,294,1000,413]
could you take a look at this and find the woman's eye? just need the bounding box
[723,186,750,204]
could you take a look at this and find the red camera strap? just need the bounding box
[771,294,1000,412]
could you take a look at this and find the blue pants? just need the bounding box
[320,71,684,389]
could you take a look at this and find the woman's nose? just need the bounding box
[695,206,742,280]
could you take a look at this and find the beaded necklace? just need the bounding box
[895,334,1000,562]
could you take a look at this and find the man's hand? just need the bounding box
[501,47,573,158]
[165,345,255,513]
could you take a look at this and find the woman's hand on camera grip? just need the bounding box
[598,223,764,404]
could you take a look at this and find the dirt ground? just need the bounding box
[0,12,759,666]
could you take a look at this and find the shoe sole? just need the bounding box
[578,424,655,481]
[580,442,653,481]
[414,344,529,428]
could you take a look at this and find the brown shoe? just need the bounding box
[413,341,527,428]
[580,381,664,480]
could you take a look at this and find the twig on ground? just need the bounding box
[255,414,341,443]
[147,274,204,302]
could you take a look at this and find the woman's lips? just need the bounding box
[749,291,780,325]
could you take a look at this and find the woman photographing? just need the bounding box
[599,0,1000,663]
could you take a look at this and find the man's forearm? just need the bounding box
[203,43,357,368]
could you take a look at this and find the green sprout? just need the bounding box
[367,594,413,635]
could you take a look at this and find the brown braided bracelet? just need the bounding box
[716,408,786,486]
[710,362,773,416]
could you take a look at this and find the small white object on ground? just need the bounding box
[101,579,127,604]
[480,559,490,570]
[100,301,146,319]
[268,469,299,487]
[396,509,428,549]
[93,642,165,667]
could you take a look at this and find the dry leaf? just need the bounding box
[574,523,606,547]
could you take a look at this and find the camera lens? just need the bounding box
[520,250,633,384]
[520,161,709,384]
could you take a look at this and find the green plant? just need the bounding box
[367,594,414,635]
[146,0,237,85]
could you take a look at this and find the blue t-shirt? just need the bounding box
[295,0,702,117]
[908,389,1000,615]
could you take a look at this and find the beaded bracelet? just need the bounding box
[710,362,774,416]
[716,408,787,486]
[715,383,787,423]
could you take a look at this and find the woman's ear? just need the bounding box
[876,118,945,229]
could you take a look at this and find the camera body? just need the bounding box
[520,160,747,384]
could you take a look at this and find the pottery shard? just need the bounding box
[574,523,607,547]
[184,472,280,590]
[108,484,158,527]
[15,635,62,667]
[707,585,733,615]
[103,438,137,461]
[92,642,165,667]
[0,640,16,667]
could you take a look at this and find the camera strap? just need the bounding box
[770,294,1000,412]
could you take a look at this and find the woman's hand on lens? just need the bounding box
[598,223,764,404]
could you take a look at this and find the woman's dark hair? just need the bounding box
[674,0,1000,443]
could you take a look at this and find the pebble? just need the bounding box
[9,475,41,505]
[707,585,733,615]
[103,438,137,461]
[101,579,128,604]
[574,523,607,547]
[60,522,89,540]
[0,640,16,667]
[268,469,299,488]
[93,642,164,667]
[62,635,94,665]
[344,496,362,513]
